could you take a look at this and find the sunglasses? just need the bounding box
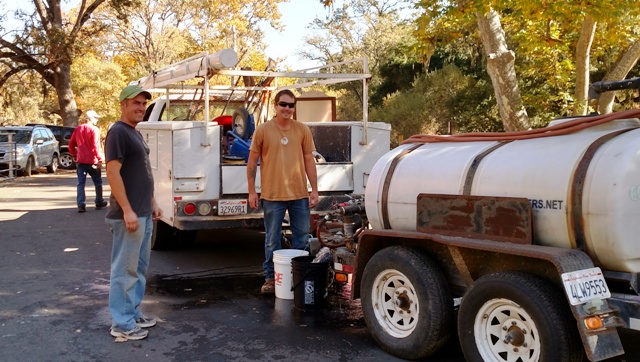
[277,101,296,109]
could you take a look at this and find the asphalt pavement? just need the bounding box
[1,170,638,362]
[0,170,453,361]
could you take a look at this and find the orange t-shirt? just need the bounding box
[250,119,315,201]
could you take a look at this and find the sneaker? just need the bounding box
[260,279,275,295]
[78,205,86,213]
[110,326,148,340]
[135,315,157,328]
[95,201,108,210]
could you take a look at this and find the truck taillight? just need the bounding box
[184,203,196,215]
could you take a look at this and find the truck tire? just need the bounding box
[232,108,251,140]
[458,271,585,362]
[151,220,198,250]
[361,246,453,360]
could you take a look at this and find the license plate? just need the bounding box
[218,200,247,216]
[561,267,611,305]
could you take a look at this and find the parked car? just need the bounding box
[0,125,59,176]
[27,124,76,169]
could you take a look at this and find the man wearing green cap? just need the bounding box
[105,84,162,340]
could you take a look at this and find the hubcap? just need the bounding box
[474,298,540,362]
[371,269,419,338]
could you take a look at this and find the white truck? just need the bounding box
[132,49,391,249]
[319,78,640,361]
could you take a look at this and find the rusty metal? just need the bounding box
[570,128,636,259]
[462,141,511,195]
[381,144,422,229]
[416,194,533,245]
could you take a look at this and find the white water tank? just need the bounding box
[365,118,640,273]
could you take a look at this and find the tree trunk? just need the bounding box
[54,63,80,126]
[573,15,597,116]
[475,8,529,131]
[597,39,640,114]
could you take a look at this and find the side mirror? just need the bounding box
[35,139,44,145]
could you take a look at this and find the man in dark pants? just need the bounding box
[68,110,107,213]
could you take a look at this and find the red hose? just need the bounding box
[402,109,640,144]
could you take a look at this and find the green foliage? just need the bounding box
[371,65,502,146]
[70,53,126,124]
[301,0,418,121]
[414,0,640,129]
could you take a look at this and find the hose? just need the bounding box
[402,109,640,144]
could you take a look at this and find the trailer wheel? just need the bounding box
[458,272,584,362]
[361,246,453,360]
[151,221,198,250]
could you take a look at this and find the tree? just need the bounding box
[596,40,640,114]
[0,0,135,126]
[573,15,597,116]
[475,8,528,131]
[303,0,416,120]
[99,0,286,81]
[415,0,640,129]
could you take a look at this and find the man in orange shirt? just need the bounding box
[247,90,319,294]
[69,110,107,213]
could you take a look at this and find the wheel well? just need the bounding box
[352,231,565,300]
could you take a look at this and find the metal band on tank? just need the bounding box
[462,141,512,195]
[381,144,423,229]
[570,128,637,258]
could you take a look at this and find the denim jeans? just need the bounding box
[106,216,153,331]
[76,163,104,207]
[262,198,310,280]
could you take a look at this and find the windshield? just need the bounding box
[0,130,31,144]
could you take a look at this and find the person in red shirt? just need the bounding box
[69,110,107,213]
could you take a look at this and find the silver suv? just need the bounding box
[0,125,60,176]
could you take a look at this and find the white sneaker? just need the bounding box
[135,315,157,328]
[110,326,149,340]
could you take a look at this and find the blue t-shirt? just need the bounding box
[104,121,154,219]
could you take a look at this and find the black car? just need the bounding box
[27,124,77,169]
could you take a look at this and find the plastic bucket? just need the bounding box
[273,249,309,300]
[291,255,329,310]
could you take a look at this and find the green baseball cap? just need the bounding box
[119,85,152,102]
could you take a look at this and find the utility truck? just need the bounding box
[132,49,390,249]
[318,78,640,361]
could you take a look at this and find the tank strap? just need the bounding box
[462,141,513,195]
[570,127,637,259]
[381,144,422,229]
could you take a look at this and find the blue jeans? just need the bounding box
[262,199,310,280]
[76,163,104,207]
[106,216,153,331]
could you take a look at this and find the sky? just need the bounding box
[261,0,332,70]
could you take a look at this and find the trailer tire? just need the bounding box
[458,271,585,362]
[361,246,453,360]
[151,221,198,250]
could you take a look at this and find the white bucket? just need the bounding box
[273,249,309,299]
